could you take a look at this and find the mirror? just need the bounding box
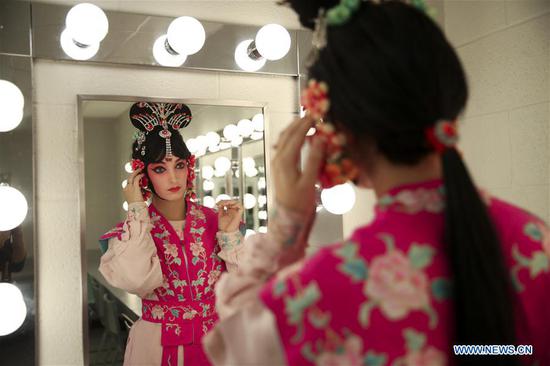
[80,98,266,365]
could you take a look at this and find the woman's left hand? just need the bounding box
[217,200,244,233]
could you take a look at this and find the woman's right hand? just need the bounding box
[124,167,145,204]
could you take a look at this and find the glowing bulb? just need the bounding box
[209,145,220,153]
[214,157,231,173]
[219,142,232,150]
[231,136,243,147]
[223,124,239,140]
[202,180,215,191]
[216,194,231,203]
[243,157,256,171]
[250,131,263,140]
[252,113,264,131]
[237,119,254,137]
[202,165,214,180]
[196,135,208,152]
[167,16,205,56]
[214,169,226,178]
[65,3,109,45]
[321,183,356,215]
[124,162,133,173]
[245,229,256,238]
[0,185,28,231]
[60,28,99,60]
[234,39,266,72]
[122,180,128,189]
[153,34,187,67]
[206,131,221,147]
[244,193,257,209]
[0,80,24,132]
[123,201,128,211]
[255,24,291,61]
[257,177,266,190]
[203,196,215,208]
[186,138,198,153]
[258,210,267,220]
[258,195,267,207]
[245,167,258,178]
[0,283,27,336]
[258,226,267,233]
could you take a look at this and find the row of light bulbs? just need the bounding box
[60,3,292,72]
[186,113,264,157]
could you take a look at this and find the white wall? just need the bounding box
[343,0,550,238]
[34,59,297,365]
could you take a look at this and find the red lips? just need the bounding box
[168,186,181,192]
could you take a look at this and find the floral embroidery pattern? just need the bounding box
[511,222,550,292]
[393,328,447,366]
[378,187,445,214]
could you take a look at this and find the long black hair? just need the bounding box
[286,1,518,364]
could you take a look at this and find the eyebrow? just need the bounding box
[151,158,185,165]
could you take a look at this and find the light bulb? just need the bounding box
[202,165,214,180]
[258,210,267,220]
[245,229,256,239]
[321,183,356,215]
[0,283,27,336]
[60,28,99,60]
[167,16,205,56]
[223,124,239,140]
[244,194,257,209]
[214,157,231,173]
[258,195,267,207]
[0,185,28,231]
[123,201,128,211]
[65,3,109,45]
[257,177,266,190]
[216,194,231,203]
[234,39,266,72]
[231,136,243,147]
[258,226,267,233]
[243,157,256,171]
[203,195,215,208]
[124,162,133,173]
[153,34,187,67]
[250,131,263,140]
[206,131,221,147]
[219,142,232,150]
[237,119,254,137]
[245,167,258,178]
[196,135,208,152]
[255,24,291,61]
[185,138,198,153]
[0,107,23,132]
[202,180,215,191]
[252,113,264,132]
[209,145,220,153]
[122,180,128,189]
[307,127,316,136]
[0,80,24,112]
[214,169,226,178]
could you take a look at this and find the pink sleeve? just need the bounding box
[216,231,245,273]
[203,206,309,365]
[98,202,163,298]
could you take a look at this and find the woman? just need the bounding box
[203,1,550,365]
[99,102,245,365]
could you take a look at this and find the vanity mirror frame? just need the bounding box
[77,94,269,364]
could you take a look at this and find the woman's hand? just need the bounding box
[123,167,145,204]
[272,116,325,215]
[217,200,243,233]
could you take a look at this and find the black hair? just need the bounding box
[286,1,518,364]
[129,102,192,197]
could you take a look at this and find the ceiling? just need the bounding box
[32,0,303,30]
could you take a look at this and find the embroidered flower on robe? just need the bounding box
[404,346,446,366]
[365,250,430,320]
[152,305,165,320]
[208,270,222,286]
[190,242,206,257]
[525,221,550,257]
[164,243,179,258]
[379,187,445,214]
[317,335,363,366]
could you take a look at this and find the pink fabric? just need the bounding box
[258,180,550,365]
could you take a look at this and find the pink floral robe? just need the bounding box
[99,199,244,366]
[203,180,550,366]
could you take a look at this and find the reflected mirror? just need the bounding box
[80,98,266,365]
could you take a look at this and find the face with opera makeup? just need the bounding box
[147,156,188,201]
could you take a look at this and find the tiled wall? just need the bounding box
[34,59,297,365]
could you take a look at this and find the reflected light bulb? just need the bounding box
[243,157,256,171]
[153,34,187,67]
[320,183,356,215]
[245,167,258,178]
[206,131,221,147]
[203,196,215,208]
[216,194,231,203]
[123,201,128,211]
[65,3,109,45]
[202,165,214,180]
[223,124,239,140]
[245,229,256,239]
[0,283,27,336]
[167,16,205,56]
[250,131,263,140]
[231,136,243,147]
[214,157,231,173]
[196,135,208,152]
[60,28,99,60]
[252,113,264,132]
[124,162,133,173]
[209,145,220,153]
[255,24,291,61]
[244,193,257,209]
[258,210,267,220]
[186,138,198,153]
[234,39,266,72]
[237,119,254,137]
[0,185,28,231]
[258,226,267,233]
[258,195,267,207]
[122,180,128,189]
[202,180,215,191]
[257,177,266,190]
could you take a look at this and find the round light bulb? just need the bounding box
[255,24,291,61]
[219,142,232,150]
[206,131,221,147]
[258,195,267,207]
[202,165,214,180]
[257,177,266,190]
[202,180,215,191]
[250,131,263,140]
[234,39,266,72]
[124,162,133,173]
[258,210,267,220]
[0,108,23,133]
[185,138,198,153]
[65,3,109,45]
[123,201,128,211]
[0,283,27,336]
[258,226,267,233]
[214,156,231,173]
[167,16,205,56]
[223,124,239,140]
[243,157,256,171]
[231,136,243,147]
[60,28,100,60]
[196,135,208,152]
[209,145,220,153]
[252,113,264,132]
[216,194,231,203]
[237,119,254,137]
[244,193,257,209]
[321,183,356,215]
[245,167,258,178]
[245,229,256,239]
[214,169,226,178]
[0,185,28,231]
[0,80,24,112]
[203,195,215,208]
[153,34,187,67]
[122,180,128,189]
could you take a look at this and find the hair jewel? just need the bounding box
[185,154,197,200]
[425,120,458,153]
[131,159,152,201]
[301,79,330,120]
